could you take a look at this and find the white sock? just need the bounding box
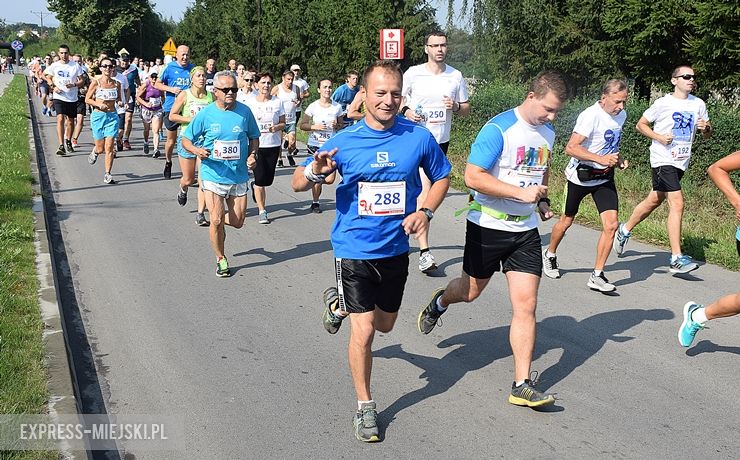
[671,254,682,263]
[593,269,603,277]
[546,250,556,258]
[435,296,447,312]
[691,306,708,324]
[357,399,374,410]
[514,380,525,387]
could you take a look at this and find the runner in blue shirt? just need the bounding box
[154,45,194,179]
[182,71,260,278]
[292,60,451,443]
[331,70,360,128]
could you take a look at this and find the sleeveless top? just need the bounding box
[179,89,213,131]
[95,82,119,101]
[142,81,163,109]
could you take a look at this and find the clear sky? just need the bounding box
[3,0,464,29]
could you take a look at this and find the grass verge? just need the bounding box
[0,75,56,460]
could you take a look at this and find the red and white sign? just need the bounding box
[380,29,404,60]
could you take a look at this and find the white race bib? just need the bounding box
[189,103,207,117]
[259,122,273,133]
[148,97,161,106]
[213,139,241,161]
[670,142,692,161]
[54,76,72,89]
[358,181,406,216]
[285,112,296,123]
[97,88,118,101]
[424,106,447,125]
[500,167,545,189]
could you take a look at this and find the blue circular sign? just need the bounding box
[11,40,24,51]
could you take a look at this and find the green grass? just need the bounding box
[0,75,57,460]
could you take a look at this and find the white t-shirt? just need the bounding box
[44,60,83,102]
[643,94,709,171]
[294,77,309,108]
[245,97,285,148]
[565,102,627,186]
[401,63,469,144]
[113,74,129,114]
[467,108,554,232]
[236,89,257,105]
[275,84,299,124]
[304,100,343,147]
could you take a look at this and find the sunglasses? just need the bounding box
[100,64,114,69]
[676,74,696,81]
[216,87,239,94]
[245,79,254,82]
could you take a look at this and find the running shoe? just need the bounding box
[613,222,631,256]
[116,140,123,152]
[177,187,188,206]
[71,138,79,149]
[287,153,296,166]
[87,150,97,165]
[509,375,555,407]
[250,180,256,203]
[282,139,289,149]
[163,161,172,179]
[152,149,161,159]
[353,402,380,442]
[103,173,116,185]
[123,140,132,150]
[587,272,616,292]
[669,255,699,274]
[216,257,230,278]
[310,202,322,214]
[42,106,47,116]
[678,301,705,347]
[196,213,210,227]
[542,249,560,279]
[258,210,270,224]
[143,143,150,155]
[65,139,75,153]
[55,144,66,156]
[417,288,445,335]
[276,158,284,168]
[321,287,344,334]
[418,251,437,273]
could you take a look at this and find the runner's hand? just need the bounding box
[402,211,428,236]
[657,133,673,145]
[538,201,554,221]
[195,147,210,159]
[597,153,619,168]
[311,148,338,175]
[247,153,256,170]
[519,185,548,203]
[619,158,629,170]
[405,108,422,122]
[442,95,454,110]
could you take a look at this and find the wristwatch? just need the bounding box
[419,207,434,221]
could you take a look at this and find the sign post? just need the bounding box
[162,38,177,57]
[379,29,404,60]
[11,40,23,71]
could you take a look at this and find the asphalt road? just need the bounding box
[29,82,739,459]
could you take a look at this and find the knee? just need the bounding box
[350,323,375,348]
[603,218,618,235]
[461,287,483,303]
[210,214,224,227]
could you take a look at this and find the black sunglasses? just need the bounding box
[99,64,113,69]
[215,87,238,94]
[245,79,254,82]
[676,74,696,81]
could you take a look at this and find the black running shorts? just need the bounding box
[652,165,684,192]
[52,100,77,118]
[462,220,542,279]
[563,179,618,217]
[76,99,87,116]
[334,253,409,314]
[163,111,180,132]
[253,146,281,187]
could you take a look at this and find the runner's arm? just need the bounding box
[465,163,547,204]
[298,112,312,132]
[565,132,619,167]
[403,176,450,236]
[168,91,190,124]
[346,89,365,121]
[636,116,671,145]
[84,79,99,108]
[707,151,740,219]
[135,82,148,107]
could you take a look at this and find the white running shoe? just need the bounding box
[419,251,437,273]
[542,249,561,279]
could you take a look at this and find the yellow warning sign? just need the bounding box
[162,37,177,56]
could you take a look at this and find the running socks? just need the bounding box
[691,306,708,324]
[357,400,374,410]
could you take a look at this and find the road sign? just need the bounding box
[162,37,177,56]
[11,40,24,51]
[379,29,404,60]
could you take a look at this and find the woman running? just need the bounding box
[170,66,213,226]
[298,77,342,213]
[136,70,164,157]
[85,58,124,184]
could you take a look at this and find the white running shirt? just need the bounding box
[304,100,343,147]
[245,97,285,148]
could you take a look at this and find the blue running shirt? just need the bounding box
[159,61,194,112]
[305,117,452,259]
[183,102,260,184]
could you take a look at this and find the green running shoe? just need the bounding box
[216,257,230,278]
[353,402,380,442]
[509,374,555,407]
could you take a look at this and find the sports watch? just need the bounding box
[419,207,434,221]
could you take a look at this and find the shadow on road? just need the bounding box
[686,340,740,357]
[231,239,333,271]
[374,308,673,433]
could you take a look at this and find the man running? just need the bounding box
[182,71,260,277]
[331,70,359,128]
[292,60,451,442]
[110,62,131,153]
[205,58,217,93]
[401,30,470,273]
[70,53,91,149]
[290,64,310,131]
[613,65,711,274]
[155,45,194,179]
[678,151,740,347]
[542,79,629,292]
[44,44,84,156]
[417,71,567,408]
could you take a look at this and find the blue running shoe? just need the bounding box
[669,255,698,274]
[678,301,705,347]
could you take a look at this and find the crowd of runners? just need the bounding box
[24,32,739,443]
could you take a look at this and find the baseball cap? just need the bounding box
[290,65,300,71]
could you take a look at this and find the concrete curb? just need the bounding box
[25,75,87,459]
